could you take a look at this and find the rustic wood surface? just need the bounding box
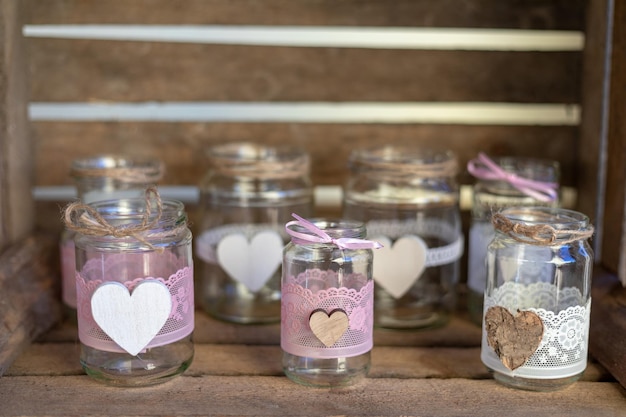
[0,0,33,250]
[0,234,62,376]
[600,0,626,281]
[1,307,621,417]
[24,0,585,29]
[23,0,586,239]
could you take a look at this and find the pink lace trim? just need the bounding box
[77,266,194,353]
[281,270,373,359]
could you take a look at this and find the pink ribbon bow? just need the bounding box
[285,213,383,250]
[467,153,558,202]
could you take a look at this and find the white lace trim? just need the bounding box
[482,282,590,379]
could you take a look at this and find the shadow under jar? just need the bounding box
[196,143,313,324]
[343,146,463,330]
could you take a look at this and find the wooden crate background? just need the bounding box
[1,1,626,415]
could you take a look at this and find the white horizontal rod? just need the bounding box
[29,102,580,126]
[22,25,584,51]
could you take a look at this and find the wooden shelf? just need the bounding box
[1,309,622,417]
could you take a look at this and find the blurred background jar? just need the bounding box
[343,145,463,329]
[60,155,164,322]
[481,207,593,391]
[196,143,313,324]
[467,153,560,325]
[69,192,194,386]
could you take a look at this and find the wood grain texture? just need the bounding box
[6,342,610,382]
[0,0,33,250]
[0,376,622,417]
[589,268,626,389]
[31,122,580,188]
[23,0,586,29]
[600,0,626,278]
[0,234,62,376]
[26,40,582,103]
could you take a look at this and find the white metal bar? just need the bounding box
[29,102,580,125]
[22,25,584,51]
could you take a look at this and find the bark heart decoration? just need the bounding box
[484,306,544,370]
[309,310,350,347]
[91,280,172,356]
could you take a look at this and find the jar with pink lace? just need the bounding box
[281,214,381,387]
[64,188,194,386]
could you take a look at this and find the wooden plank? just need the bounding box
[0,376,621,417]
[23,0,586,30]
[31,123,580,188]
[577,0,609,243]
[600,0,626,280]
[0,0,33,250]
[589,267,626,389]
[26,40,582,103]
[6,342,610,383]
[0,234,62,376]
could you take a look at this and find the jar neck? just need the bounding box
[349,146,458,180]
[207,142,310,180]
[288,218,367,245]
[71,155,163,195]
[493,207,592,246]
[87,198,187,233]
[477,157,559,193]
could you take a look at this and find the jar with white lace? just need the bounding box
[481,207,594,391]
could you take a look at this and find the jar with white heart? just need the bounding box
[60,155,164,324]
[281,215,380,387]
[66,187,194,387]
[343,146,463,330]
[196,143,313,324]
[482,207,593,391]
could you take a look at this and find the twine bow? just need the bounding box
[285,213,383,250]
[467,153,558,202]
[63,186,164,250]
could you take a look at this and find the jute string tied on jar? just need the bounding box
[491,209,594,246]
[63,186,184,252]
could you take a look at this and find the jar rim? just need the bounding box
[349,145,458,178]
[71,155,164,183]
[88,197,186,225]
[206,142,310,179]
[499,206,588,229]
[290,218,366,240]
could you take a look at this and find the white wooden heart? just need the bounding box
[372,235,428,299]
[217,231,284,293]
[91,280,172,356]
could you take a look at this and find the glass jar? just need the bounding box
[481,207,593,391]
[343,146,463,329]
[196,143,313,324]
[60,155,164,321]
[467,154,560,325]
[281,216,377,387]
[69,193,194,387]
